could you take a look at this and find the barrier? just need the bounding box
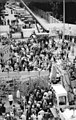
[40,70,49,77]
[0,25,10,34]
[49,16,61,23]
[22,28,35,38]
[0,70,49,97]
[11,32,22,39]
[0,70,49,82]
[0,72,20,81]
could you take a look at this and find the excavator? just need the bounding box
[49,62,76,120]
[50,83,76,120]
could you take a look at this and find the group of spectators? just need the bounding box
[1,35,53,72]
[0,32,76,120]
[0,34,76,76]
[0,1,76,120]
[1,85,59,120]
[0,102,17,120]
[19,86,58,120]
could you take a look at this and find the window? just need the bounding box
[59,96,66,105]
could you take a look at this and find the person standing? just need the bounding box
[20,112,26,120]
[12,105,16,116]
[8,93,13,106]
[1,103,6,117]
[16,89,20,101]
[0,103,2,116]
[73,87,76,105]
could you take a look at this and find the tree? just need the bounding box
[49,1,60,18]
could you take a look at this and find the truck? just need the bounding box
[51,84,76,120]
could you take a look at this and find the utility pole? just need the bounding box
[62,0,65,42]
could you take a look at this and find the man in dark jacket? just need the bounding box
[1,103,6,116]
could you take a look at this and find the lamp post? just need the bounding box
[62,0,65,42]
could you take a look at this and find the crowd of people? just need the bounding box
[0,1,76,120]
[0,85,59,120]
[0,34,76,83]
[19,86,58,120]
[0,24,76,120]
[0,100,17,120]
[0,34,52,72]
[0,34,76,73]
